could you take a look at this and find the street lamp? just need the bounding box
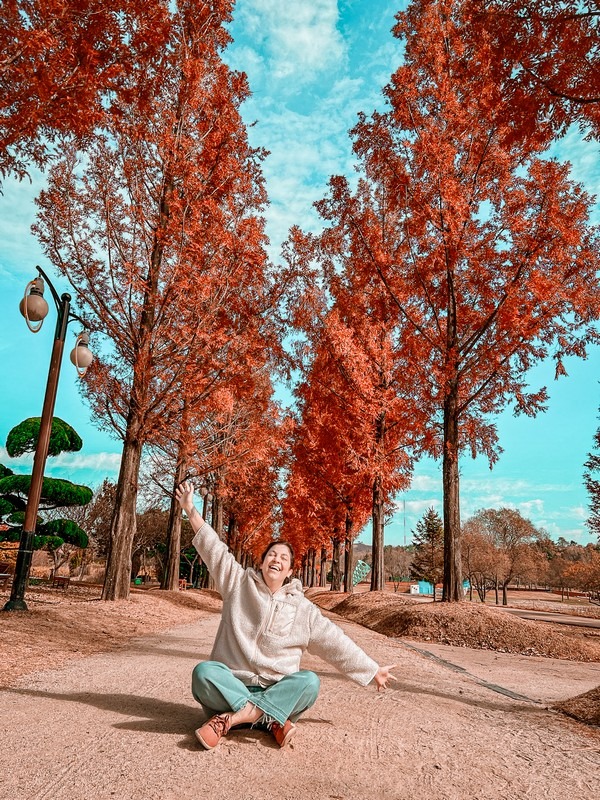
[3,266,93,612]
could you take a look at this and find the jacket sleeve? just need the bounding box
[305,602,379,686]
[191,521,244,598]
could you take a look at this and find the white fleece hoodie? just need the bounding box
[192,522,379,688]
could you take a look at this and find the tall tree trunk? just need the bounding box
[370,475,385,591]
[227,515,237,553]
[163,401,191,590]
[343,512,354,594]
[309,547,316,587]
[202,490,212,524]
[212,491,224,538]
[131,548,143,580]
[442,383,463,601]
[320,546,327,587]
[330,538,342,591]
[102,427,143,600]
[102,170,167,601]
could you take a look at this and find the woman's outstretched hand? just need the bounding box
[374,664,398,692]
[175,480,195,515]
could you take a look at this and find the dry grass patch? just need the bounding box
[309,590,600,662]
[0,585,222,687]
[554,687,600,727]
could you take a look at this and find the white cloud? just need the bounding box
[226,43,265,78]
[0,446,31,469]
[234,0,346,86]
[0,170,47,280]
[406,474,440,493]
[516,498,545,518]
[569,504,588,522]
[50,451,121,471]
[548,126,600,222]
[406,497,441,516]
[0,446,121,477]
[243,94,366,251]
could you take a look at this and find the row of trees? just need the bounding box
[2,1,600,601]
[4,1,290,599]
[4,445,599,606]
[278,0,600,598]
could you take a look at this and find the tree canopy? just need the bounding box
[3,0,599,600]
[6,417,83,458]
[285,0,600,600]
[0,0,171,181]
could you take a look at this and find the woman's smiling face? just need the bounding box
[260,544,294,591]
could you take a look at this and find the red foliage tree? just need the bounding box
[34,1,271,599]
[282,358,374,592]
[283,226,422,591]
[310,0,600,600]
[217,390,289,567]
[152,177,278,589]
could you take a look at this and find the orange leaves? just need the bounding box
[461,1,600,140]
[1,1,172,180]
[31,1,275,535]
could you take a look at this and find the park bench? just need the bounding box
[0,573,11,590]
[51,575,71,590]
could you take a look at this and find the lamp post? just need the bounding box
[3,266,92,612]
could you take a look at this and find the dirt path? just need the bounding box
[1,607,599,800]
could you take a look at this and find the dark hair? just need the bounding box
[259,540,295,568]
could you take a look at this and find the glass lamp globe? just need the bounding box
[19,277,49,322]
[70,332,93,369]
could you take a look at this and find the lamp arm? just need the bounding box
[35,265,90,336]
[35,265,61,311]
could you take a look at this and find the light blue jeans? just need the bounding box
[192,660,320,725]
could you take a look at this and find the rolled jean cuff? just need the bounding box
[249,670,321,725]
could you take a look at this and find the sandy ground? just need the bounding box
[1,585,599,800]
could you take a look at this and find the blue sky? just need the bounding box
[0,0,598,546]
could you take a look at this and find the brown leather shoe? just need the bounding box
[271,719,296,748]
[195,714,232,750]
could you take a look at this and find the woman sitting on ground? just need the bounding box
[175,480,396,751]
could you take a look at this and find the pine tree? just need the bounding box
[410,508,444,600]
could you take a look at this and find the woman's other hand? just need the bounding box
[175,480,195,515]
[374,664,398,692]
